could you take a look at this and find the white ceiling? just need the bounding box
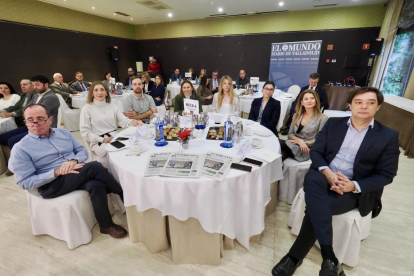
[38,0,388,25]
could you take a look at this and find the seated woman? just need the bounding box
[248,81,280,137]
[0,82,20,110]
[198,68,206,83]
[212,75,240,117]
[80,82,143,168]
[280,89,328,162]
[149,74,165,106]
[173,80,202,115]
[141,72,154,94]
[196,75,213,105]
[187,68,196,80]
[102,72,112,90]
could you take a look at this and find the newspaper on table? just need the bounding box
[184,98,200,114]
[202,151,238,181]
[160,153,204,178]
[143,152,173,177]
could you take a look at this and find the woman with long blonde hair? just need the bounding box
[212,75,240,116]
[280,89,328,162]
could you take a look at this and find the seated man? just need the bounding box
[235,69,249,89]
[170,68,182,82]
[123,76,157,120]
[70,71,90,92]
[0,75,59,157]
[210,70,220,94]
[272,87,400,276]
[9,104,127,238]
[49,73,78,108]
[124,68,135,89]
[281,72,329,135]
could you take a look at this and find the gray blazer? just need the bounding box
[70,81,90,92]
[286,113,328,162]
[31,90,60,128]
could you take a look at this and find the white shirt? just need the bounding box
[80,99,132,144]
[212,93,240,117]
[0,94,21,110]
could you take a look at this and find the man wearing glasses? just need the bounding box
[124,68,135,90]
[8,103,128,239]
[211,70,220,94]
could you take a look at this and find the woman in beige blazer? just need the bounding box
[280,89,328,162]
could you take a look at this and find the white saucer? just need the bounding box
[130,144,148,154]
[252,144,264,149]
[254,127,273,137]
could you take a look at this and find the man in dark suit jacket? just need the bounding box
[272,87,399,276]
[49,73,77,108]
[70,72,90,92]
[210,70,221,94]
[124,68,135,89]
[281,73,329,135]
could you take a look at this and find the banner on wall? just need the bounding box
[268,40,322,91]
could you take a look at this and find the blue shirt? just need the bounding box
[319,118,374,193]
[170,73,182,81]
[9,128,88,190]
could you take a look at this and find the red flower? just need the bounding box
[177,129,192,141]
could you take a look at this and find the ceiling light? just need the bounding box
[218,7,223,12]
[92,7,95,9]
[113,13,116,15]
[279,2,284,6]
[168,13,172,17]
[131,18,133,20]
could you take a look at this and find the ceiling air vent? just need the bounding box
[207,10,287,19]
[134,0,171,11]
[314,4,337,8]
[114,11,130,16]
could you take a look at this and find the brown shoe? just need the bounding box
[100,224,128,238]
[5,169,14,176]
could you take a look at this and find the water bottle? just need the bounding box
[195,77,199,85]
[179,77,182,86]
[222,116,234,148]
[155,117,165,142]
[117,84,121,94]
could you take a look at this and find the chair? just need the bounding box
[287,85,301,99]
[278,158,312,204]
[288,188,372,267]
[26,189,97,249]
[56,94,81,131]
[156,105,167,116]
[164,89,173,110]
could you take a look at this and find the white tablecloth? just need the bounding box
[0,117,17,135]
[72,92,131,112]
[108,118,283,249]
[384,95,414,113]
[234,89,294,129]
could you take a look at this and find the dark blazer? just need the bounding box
[310,117,400,218]
[150,85,165,106]
[124,76,132,88]
[170,73,182,81]
[49,82,76,101]
[70,81,90,92]
[31,90,60,128]
[248,97,281,137]
[143,80,155,94]
[4,91,36,127]
[300,85,329,110]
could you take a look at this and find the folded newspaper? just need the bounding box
[160,153,205,178]
[144,152,173,177]
[202,151,240,181]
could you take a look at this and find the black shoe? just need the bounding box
[272,255,303,276]
[319,259,346,276]
[281,128,289,136]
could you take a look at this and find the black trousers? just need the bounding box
[38,162,123,229]
[289,168,358,260]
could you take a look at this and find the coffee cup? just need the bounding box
[245,126,253,135]
[252,138,263,147]
[214,114,222,124]
[131,142,143,153]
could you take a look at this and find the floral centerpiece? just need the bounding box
[177,129,192,149]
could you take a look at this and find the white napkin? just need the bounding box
[252,149,281,163]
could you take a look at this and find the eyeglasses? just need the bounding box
[128,71,134,73]
[25,118,49,126]
[263,88,275,92]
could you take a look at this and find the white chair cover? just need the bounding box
[287,85,301,99]
[156,105,166,116]
[288,188,372,267]
[278,158,312,204]
[26,189,97,249]
[56,94,81,131]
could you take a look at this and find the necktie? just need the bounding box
[60,84,67,91]
[80,82,86,91]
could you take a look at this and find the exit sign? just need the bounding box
[363,44,370,50]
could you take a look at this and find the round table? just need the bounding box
[108,118,283,250]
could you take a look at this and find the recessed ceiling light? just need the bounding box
[168,13,173,17]
[130,18,133,20]
[92,7,95,9]
[279,2,284,6]
[113,13,116,15]
[218,7,223,12]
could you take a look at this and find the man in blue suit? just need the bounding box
[272,87,400,276]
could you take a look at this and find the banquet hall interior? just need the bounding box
[0,0,413,275]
